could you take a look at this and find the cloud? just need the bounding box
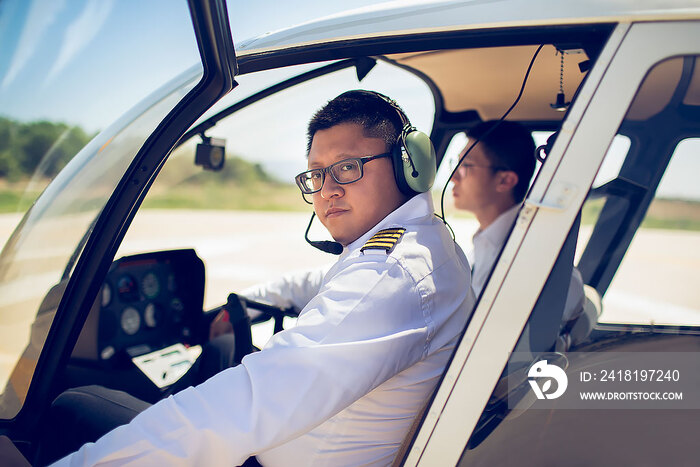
[1,0,66,89]
[44,0,115,84]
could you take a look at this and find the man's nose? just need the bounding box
[320,174,344,199]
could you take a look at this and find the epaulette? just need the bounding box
[360,227,406,254]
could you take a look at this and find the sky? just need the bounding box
[0,0,698,200]
[0,0,383,132]
[0,0,198,131]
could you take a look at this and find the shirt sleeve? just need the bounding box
[240,265,330,313]
[53,255,429,467]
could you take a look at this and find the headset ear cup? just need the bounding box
[402,130,436,194]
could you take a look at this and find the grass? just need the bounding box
[642,198,700,231]
[581,197,700,231]
[142,181,310,212]
[0,182,43,213]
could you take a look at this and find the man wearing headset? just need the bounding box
[450,120,583,322]
[53,90,474,466]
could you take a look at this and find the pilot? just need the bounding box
[450,120,583,322]
[52,90,475,466]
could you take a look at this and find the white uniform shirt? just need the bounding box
[468,204,584,322]
[55,192,475,467]
[469,204,521,297]
[242,266,329,315]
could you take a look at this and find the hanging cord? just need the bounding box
[558,49,565,95]
[550,48,570,111]
[438,44,545,239]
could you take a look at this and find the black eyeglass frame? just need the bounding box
[458,162,511,172]
[295,153,391,195]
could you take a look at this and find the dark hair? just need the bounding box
[306,90,404,153]
[467,120,536,202]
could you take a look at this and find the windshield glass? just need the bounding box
[0,0,201,418]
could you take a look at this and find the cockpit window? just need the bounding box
[598,137,700,326]
[578,56,700,327]
[0,0,201,419]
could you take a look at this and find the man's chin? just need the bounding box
[329,233,352,247]
[322,217,369,247]
[327,228,358,248]
[320,221,348,247]
[453,199,470,211]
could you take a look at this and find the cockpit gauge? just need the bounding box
[100,346,115,360]
[117,275,139,302]
[101,283,112,307]
[170,297,185,322]
[144,303,160,328]
[141,272,161,299]
[121,307,141,335]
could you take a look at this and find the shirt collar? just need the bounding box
[343,192,434,255]
[472,203,521,249]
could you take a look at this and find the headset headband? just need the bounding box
[353,90,414,135]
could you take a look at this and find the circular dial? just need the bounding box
[141,272,160,299]
[120,307,141,335]
[144,302,160,328]
[101,283,112,307]
[117,275,139,302]
[100,346,115,360]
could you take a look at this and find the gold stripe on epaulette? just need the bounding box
[371,232,403,239]
[361,227,406,254]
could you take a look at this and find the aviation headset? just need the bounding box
[345,90,436,196]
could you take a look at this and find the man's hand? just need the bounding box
[209,309,233,341]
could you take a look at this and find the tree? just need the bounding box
[0,117,94,179]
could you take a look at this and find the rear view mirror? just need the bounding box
[195,137,226,171]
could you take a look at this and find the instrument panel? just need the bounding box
[76,249,205,366]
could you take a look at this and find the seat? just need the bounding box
[0,436,31,467]
[557,284,602,351]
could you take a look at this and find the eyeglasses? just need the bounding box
[459,162,509,171]
[295,153,391,194]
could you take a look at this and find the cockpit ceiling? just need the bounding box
[387,47,700,124]
[387,45,587,121]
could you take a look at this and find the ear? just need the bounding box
[496,171,519,194]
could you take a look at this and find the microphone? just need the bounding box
[304,212,343,255]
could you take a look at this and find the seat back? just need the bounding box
[561,284,602,350]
